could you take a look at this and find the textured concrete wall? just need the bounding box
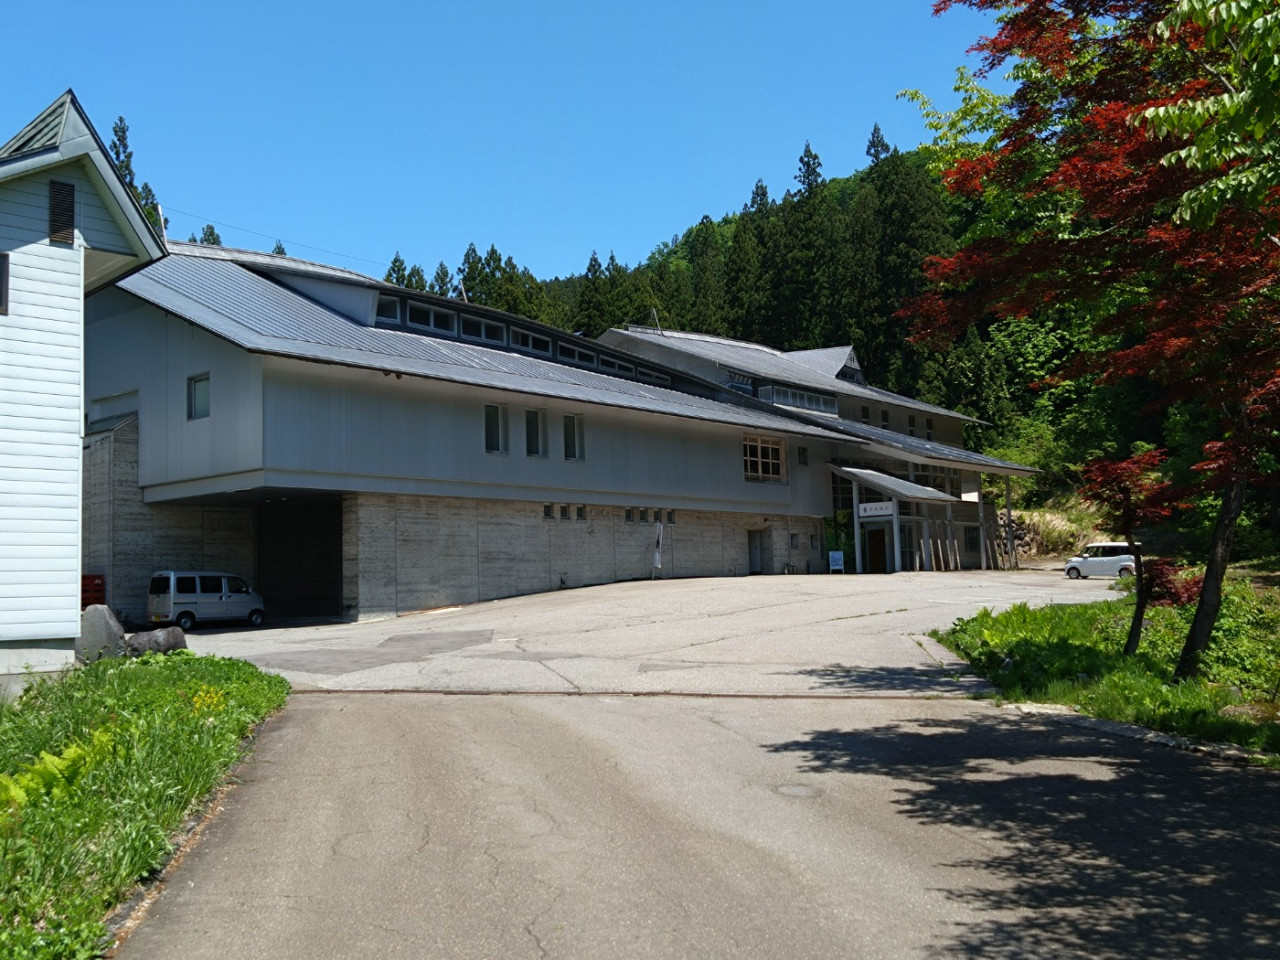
[341,492,826,620]
[81,420,255,624]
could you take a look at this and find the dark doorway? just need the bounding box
[866,528,889,574]
[748,530,763,574]
[256,498,343,618]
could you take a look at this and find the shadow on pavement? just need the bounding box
[791,663,990,695]
[766,712,1280,959]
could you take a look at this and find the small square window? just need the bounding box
[638,509,649,523]
[625,508,635,523]
[666,511,675,524]
[187,374,210,420]
[543,503,554,520]
[576,504,586,521]
[376,295,400,322]
[559,503,571,521]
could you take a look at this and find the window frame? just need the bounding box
[525,408,547,458]
[484,403,508,454]
[187,373,210,420]
[375,295,401,324]
[563,413,584,461]
[742,434,786,484]
[0,252,8,315]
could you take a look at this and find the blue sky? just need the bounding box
[3,1,1001,280]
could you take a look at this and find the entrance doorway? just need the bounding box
[866,528,889,574]
[747,530,763,574]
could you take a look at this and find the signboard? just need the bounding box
[858,501,894,519]
[828,551,844,573]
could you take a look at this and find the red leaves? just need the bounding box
[1144,558,1204,607]
[1080,450,1181,536]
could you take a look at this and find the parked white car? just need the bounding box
[1065,543,1136,580]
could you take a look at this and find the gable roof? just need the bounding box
[600,326,981,423]
[0,90,166,285]
[114,250,859,445]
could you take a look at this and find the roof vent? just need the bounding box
[49,180,75,244]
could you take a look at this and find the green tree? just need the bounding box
[428,262,452,297]
[794,141,825,196]
[108,116,166,234]
[404,264,427,291]
[271,240,287,255]
[384,252,407,286]
[188,224,221,246]
[865,123,891,165]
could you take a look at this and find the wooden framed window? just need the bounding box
[49,181,75,244]
[743,435,785,483]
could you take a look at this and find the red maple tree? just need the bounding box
[916,1,1280,677]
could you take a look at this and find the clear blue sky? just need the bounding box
[3,1,1001,280]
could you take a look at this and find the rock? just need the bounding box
[124,626,188,657]
[78,605,126,663]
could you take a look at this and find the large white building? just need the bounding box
[1,91,1032,683]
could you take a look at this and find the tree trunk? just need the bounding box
[1175,475,1249,680]
[1123,543,1146,657]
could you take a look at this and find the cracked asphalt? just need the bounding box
[112,572,1280,958]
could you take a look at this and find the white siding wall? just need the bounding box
[0,170,88,647]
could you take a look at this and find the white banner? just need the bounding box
[653,521,664,569]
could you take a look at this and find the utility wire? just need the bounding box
[162,205,388,268]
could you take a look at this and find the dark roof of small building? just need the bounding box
[114,251,858,444]
[829,465,959,504]
[822,417,1035,475]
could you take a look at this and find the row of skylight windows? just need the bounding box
[758,385,838,416]
[376,294,670,384]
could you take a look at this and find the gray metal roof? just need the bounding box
[605,327,981,423]
[820,417,1035,475]
[829,465,959,504]
[116,253,857,443]
[169,241,380,285]
[786,346,853,376]
[0,90,71,159]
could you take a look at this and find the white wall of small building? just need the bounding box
[0,164,116,660]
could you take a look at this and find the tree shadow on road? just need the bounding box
[766,712,1280,959]
[790,663,992,695]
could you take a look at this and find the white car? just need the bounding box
[1065,542,1136,579]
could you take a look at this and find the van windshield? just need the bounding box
[149,576,169,596]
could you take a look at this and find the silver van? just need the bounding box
[147,571,266,631]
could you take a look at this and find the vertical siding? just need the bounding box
[0,171,84,644]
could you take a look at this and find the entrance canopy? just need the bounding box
[828,465,959,504]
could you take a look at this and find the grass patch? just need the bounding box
[933,581,1280,760]
[0,652,289,959]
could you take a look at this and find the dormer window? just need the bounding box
[376,295,400,323]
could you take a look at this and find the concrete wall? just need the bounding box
[341,491,826,621]
[82,419,255,624]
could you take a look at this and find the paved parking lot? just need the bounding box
[187,569,1108,696]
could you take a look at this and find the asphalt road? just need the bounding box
[112,572,1280,959]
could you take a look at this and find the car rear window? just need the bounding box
[149,576,169,596]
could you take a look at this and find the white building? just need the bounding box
[0,92,164,684]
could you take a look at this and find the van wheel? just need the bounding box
[1118,566,1134,578]
[176,611,196,631]
[248,609,265,628]
[1066,568,1082,580]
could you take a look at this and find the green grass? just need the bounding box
[932,581,1280,759]
[0,652,289,959]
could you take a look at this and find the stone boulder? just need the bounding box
[124,626,188,657]
[78,605,126,663]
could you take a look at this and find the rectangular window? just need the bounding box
[743,435,785,483]
[187,374,210,420]
[199,575,222,594]
[637,368,670,385]
[598,356,636,375]
[789,533,799,550]
[176,575,197,594]
[964,527,980,553]
[880,410,890,430]
[908,415,917,437]
[375,295,400,323]
[0,253,8,315]
[525,409,546,457]
[49,181,75,244]
[926,418,934,441]
[511,329,552,355]
[543,503,554,520]
[861,406,871,424]
[560,503,571,521]
[810,534,818,550]
[576,504,586,521]
[666,510,675,524]
[558,343,597,366]
[797,446,808,466]
[563,414,584,460]
[625,508,635,523]
[484,403,507,453]
[461,316,506,344]
[638,509,649,523]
